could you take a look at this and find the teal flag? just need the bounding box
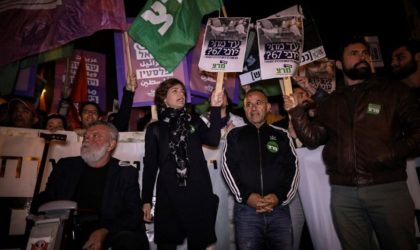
[129,0,222,72]
[0,62,19,96]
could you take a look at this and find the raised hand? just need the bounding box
[125,73,137,92]
[293,76,316,95]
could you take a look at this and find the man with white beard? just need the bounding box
[42,121,149,250]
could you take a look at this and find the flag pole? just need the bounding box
[215,4,228,95]
[124,31,135,91]
[126,30,157,118]
[216,72,224,93]
[221,5,228,18]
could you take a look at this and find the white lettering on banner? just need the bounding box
[86,63,99,72]
[86,57,98,64]
[134,43,153,60]
[88,89,97,95]
[87,72,98,78]
[137,68,171,79]
[88,95,99,103]
[139,79,160,88]
[141,1,174,36]
[71,61,79,70]
[139,59,159,68]
[239,69,261,85]
[300,46,326,66]
[87,78,99,87]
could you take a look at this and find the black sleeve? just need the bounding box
[112,88,134,131]
[197,107,221,147]
[142,122,159,204]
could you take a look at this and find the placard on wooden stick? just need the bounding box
[215,72,224,94]
[281,77,293,95]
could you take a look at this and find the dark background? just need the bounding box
[61,0,414,110]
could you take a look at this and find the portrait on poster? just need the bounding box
[199,17,251,73]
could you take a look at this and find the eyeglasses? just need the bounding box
[82,109,99,115]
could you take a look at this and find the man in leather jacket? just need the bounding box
[284,36,420,250]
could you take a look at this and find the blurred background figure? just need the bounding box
[45,113,67,132]
[278,83,317,147]
[201,90,246,138]
[8,97,39,129]
[390,39,420,100]
[73,101,102,136]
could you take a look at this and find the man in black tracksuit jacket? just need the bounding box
[222,89,299,250]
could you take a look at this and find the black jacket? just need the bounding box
[142,107,221,248]
[222,123,299,205]
[43,157,144,234]
[289,77,420,186]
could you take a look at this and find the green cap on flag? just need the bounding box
[128,0,222,73]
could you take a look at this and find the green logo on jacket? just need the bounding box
[367,103,381,115]
[267,141,279,153]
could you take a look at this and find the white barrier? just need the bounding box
[1,127,419,250]
[0,127,231,250]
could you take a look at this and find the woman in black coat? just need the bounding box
[142,78,223,250]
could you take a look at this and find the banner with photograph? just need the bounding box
[187,27,240,104]
[239,5,326,85]
[364,36,384,68]
[298,58,336,93]
[198,17,251,72]
[256,16,304,80]
[268,5,326,66]
[114,23,190,107]
[239,29,261,85]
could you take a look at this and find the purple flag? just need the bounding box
[0,0,126,67]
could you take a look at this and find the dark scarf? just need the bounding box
[159,107,191,187]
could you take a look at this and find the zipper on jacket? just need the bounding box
[352,115,358,183]
[347,89,360,184]
[257,128,264,196]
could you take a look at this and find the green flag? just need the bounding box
[128,0,222,72]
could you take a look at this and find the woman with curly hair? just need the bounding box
[142,78,223,250]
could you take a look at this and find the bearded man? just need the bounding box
[42,121,149,250]
[391,39,420,101]
[284,36,420,250]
